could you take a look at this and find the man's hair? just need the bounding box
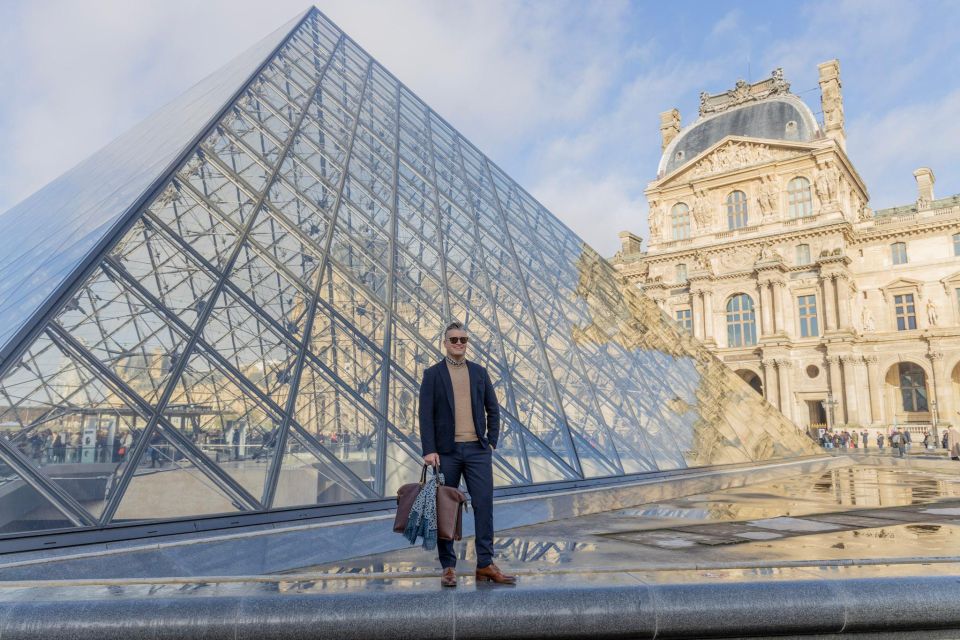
[444,320,466,337]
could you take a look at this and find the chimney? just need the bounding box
[619,230,643,256]
[913,167,935,205]
[659,109,681,151]
[817,59,845,150]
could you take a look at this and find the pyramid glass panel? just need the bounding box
[0,8,818,542]
[0,457,77,534]
[111,429,245,523]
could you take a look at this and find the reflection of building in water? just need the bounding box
[613,61,960,438]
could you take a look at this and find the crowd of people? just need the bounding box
[818,425,960,459]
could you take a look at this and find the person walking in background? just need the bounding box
[877,432,884,449]
[419,321,515,588]
[861,430,868,449]
[946,425,960,461]
[893,428,906,458]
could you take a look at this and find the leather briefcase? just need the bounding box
[394,465,467,541]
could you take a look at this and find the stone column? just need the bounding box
[703,289,714,342]
[761,359,779,410]
[773,280,786,334]
[865,356,882,425]
[826,355,846,424]
[928,351,949,433]
[691,291,704,340]
[821,275,837,332]
[776,359,793,420]
[836,275,851,330]
[840,355,860,425]
[759,281,773,336]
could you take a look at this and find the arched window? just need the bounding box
[676,263,687,283]
[898,363,928,412]
[787,177,813,218]
[726,294,757,347]
[726,190,748,230]
[671,203,691,240]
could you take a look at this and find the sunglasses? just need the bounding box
[447,337,469,344]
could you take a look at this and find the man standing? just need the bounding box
[419,321,516,588]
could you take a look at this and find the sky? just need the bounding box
[0,0,958,258]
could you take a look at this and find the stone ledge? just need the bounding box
[2,576,959,639]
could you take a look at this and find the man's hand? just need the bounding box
[423,453,439,466]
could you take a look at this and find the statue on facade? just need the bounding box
[758,176,779,219]
[860,305,876,332]
[648,200,663,240]
[824,162,841,203]
[927,299,939,327]
[692,190,711,228]
[822,79,844,129]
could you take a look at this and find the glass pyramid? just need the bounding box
[0,8,816,538]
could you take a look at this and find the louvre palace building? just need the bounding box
[612,60,960,438]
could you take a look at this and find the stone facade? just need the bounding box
[613,61,960,439]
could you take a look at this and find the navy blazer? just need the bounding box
[419,359,500,455]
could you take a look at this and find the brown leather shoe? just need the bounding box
[475,563,516,585]
[441,567,457,588]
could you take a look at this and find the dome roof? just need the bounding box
[659,95,820,176]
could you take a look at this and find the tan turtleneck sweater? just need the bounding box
[446,360,478,442]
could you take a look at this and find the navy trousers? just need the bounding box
[437,441,494,569]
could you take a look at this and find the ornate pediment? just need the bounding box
[699,68,791,117]
[677,139,803,181]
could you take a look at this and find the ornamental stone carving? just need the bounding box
[648,200,664,240]
[814,161,841,205]
[927,351,944,361]
[698,68,792,116]
[692,250,710,271]
[692,190,712,228]
[757,175,779,219]
[685,142,795,180]
[860,306,876,332]
[927,299,939,326]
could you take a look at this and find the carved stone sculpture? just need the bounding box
[927,299,938,327]
[860,306,875,332]
[758,176,779,219]
[692,190,711,228]
[648,201,663,240]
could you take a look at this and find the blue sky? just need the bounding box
[0,0,958,257]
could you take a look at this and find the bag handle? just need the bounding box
[419,462,439,486]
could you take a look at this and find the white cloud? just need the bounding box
[847,89,960,209]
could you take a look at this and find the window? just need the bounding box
[726,190,748,230]
[898,362,928,412]
[797,294,819,337]
[726,294,757,347]
[894,293,917,330]
[795,244,811,266]
[787,177,813,218]
[891,242,908,265]
[953,234,960,256]
[675,308,692,333]
[671,203,691,240]
[676,263,687,283]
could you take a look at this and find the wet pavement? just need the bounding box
[290,462,960,583]
[3,460,960,638]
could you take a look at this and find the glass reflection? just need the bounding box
[0,8,819,539]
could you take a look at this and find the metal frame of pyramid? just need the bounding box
[0,8,815,546]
